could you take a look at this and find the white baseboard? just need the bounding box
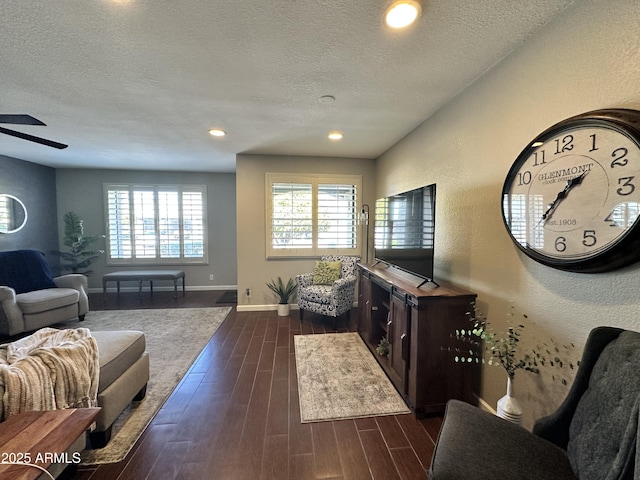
[475,394,496,414]
[184,285,237,292]
[236,301,358,313]
[236,303,300,312]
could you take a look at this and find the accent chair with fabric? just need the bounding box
[296,255,360,329]
[429,326,639,480]
[0,249,89,337]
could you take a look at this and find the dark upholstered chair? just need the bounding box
[429,326,639,480]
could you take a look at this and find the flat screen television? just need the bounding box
[373,183,438,287]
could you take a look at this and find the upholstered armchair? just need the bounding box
[429,326,639,480]
[0,250,89,337]
[296,255,360,329]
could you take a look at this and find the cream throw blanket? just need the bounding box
[0,327,99,421]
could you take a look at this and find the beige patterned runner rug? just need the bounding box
[57,306,231,465]
[294,332,411,423]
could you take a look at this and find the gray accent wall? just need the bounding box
[55,168,237,291]
[0,155,58,255]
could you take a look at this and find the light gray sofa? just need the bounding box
[0,250,88,337]
[89,330,150,448]
[429,326,639,480]
[0,328,149,479]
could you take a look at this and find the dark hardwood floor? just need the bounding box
[75,291,442,480]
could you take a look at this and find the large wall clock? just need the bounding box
[502,108,640,273]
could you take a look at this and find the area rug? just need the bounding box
[294,332,411,423]
[57,307,231,465]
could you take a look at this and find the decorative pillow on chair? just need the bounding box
[312,261,342,285]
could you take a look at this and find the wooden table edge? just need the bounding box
[0,408,101,480]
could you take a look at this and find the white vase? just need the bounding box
[496,376,523,425]
[277,304,290,316]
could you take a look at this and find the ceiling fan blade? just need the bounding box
[0,125,68,149]
[0,114,46,126]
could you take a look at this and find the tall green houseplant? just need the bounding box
[50,211,104,276]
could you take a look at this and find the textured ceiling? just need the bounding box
[1,0,574,172]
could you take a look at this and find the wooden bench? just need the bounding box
[102,270,186,298]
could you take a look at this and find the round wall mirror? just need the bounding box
[0,194,28,233]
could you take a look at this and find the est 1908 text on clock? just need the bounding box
[502,109,640,273]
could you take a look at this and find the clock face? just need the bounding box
[502,109,640,272]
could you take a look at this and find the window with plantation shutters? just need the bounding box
[105,184,207,264]
[266,173,361,257]
[318,184,357,248]
[107,188,132,259]
[271,182,313,250]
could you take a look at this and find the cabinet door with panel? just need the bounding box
[357,271,372,342]
[388,289,409,392]
[357,263,478,415]
[407,294,478,414]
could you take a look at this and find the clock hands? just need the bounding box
[537,171,588,227]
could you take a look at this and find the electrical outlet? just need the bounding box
[246,288,251,298]
[209,274,214,281]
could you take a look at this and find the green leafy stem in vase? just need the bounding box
[452,302,580,384]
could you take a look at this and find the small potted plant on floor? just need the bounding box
[266,276,297,316]
[376,336,390,358]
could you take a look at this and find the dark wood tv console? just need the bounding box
[357,263,478,416]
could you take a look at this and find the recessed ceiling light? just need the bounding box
[208,128,226,137]
[328,132,343,140]
[384,1,422,29]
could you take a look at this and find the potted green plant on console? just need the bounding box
[266,276,297,316]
